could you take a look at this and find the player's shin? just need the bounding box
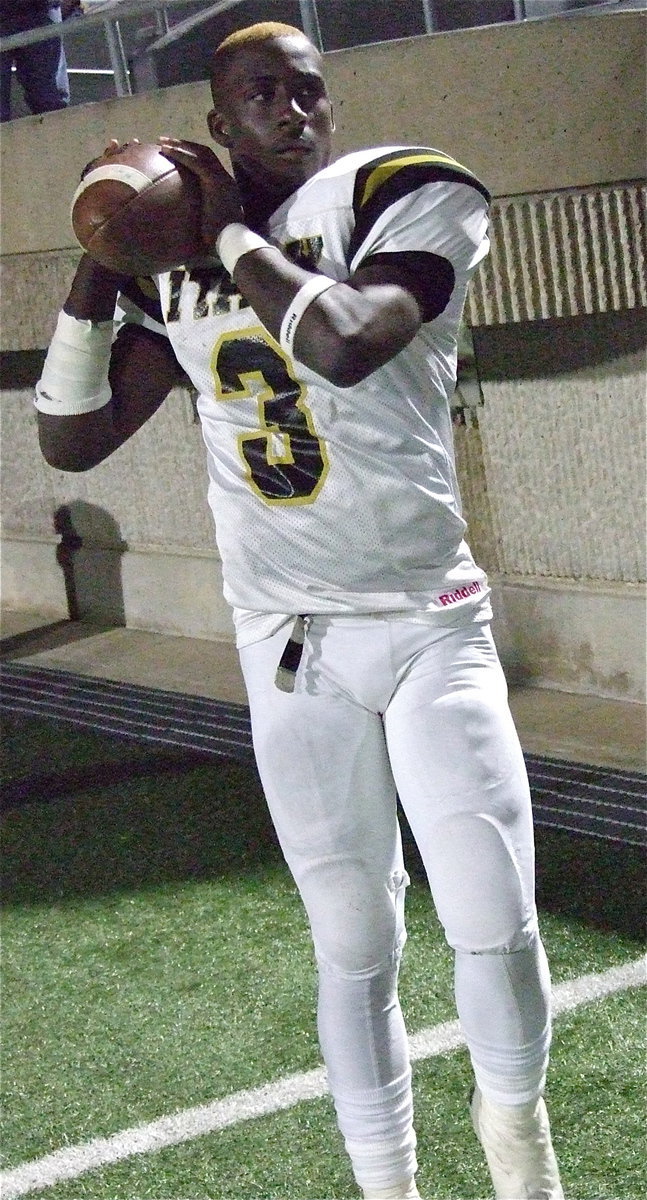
[316,956,418,1196]
[455,936,563,1198]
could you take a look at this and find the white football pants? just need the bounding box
[239,615,552,1192]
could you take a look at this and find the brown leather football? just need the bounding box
[71,141,204,276]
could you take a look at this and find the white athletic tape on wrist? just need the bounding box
[279,275,336,355]
[34,310,114,416]
[216,223,270,276]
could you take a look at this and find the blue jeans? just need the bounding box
[0,4,70,121]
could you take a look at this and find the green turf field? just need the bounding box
[1,712,645,1199]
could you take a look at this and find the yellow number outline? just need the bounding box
[210,327,329,507]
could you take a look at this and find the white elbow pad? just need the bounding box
[35,310,114,415]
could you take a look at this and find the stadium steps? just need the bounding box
[2,659,644,847]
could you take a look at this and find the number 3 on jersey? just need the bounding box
[211,328,329,505]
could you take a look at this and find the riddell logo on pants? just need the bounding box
[438,582,483,606]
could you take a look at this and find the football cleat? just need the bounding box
[362,1178,421,1199]
[471,1086,564,1199]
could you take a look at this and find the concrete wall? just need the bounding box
[1,9,645,699]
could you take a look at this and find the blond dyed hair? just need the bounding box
[210,22,314,103]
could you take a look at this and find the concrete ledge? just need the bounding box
[1,608,644,771]
[2,536,644,701]
[0,537,234,641]
[492,576,646,702]
[1,537,69,620]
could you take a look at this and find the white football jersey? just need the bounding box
[117,147,492,643]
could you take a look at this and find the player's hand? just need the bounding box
[105,138,139,155]
[80,138,140,180]
[158,136,244,248]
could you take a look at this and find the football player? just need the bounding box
[36,22,564,1200]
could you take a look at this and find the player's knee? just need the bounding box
[298,857,409,978]
[426,812,536,954]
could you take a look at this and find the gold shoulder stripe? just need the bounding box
[359,152,468,208]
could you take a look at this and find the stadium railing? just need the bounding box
[1,1,640,109]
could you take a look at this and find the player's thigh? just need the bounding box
[384,623,536,951]
[241,624,400,840]
[240,629,407,968]
[240,628,392,826]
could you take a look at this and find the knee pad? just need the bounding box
[297,856,409,978]
[425,811,536,954]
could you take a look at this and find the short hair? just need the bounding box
[210,22,313,104]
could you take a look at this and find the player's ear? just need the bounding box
[208,108,232,149]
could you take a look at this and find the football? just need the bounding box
[70,141,204,277]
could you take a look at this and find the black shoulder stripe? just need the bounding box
[359,250,456,323]
[119,276,165,325]
[348,149,490,267]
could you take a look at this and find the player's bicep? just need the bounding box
[351,251,455,323]
[38,404,117,472]
[293,257,427,387]
[337,256,429,367]
[331,249,456,380]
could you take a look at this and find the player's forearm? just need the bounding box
[36,256,121,469]
[37,262,175,471]
[63,254,129,322]
[234,254,360,384]
[228,233,420,387]
[231,245,323,346]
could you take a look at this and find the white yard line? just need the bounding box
[2,956,645,1199]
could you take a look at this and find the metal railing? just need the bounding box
[0,0,637,103]
[1,2,249,96]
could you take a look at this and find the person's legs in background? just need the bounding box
[16,5,69,115]
[0,47,14,121]
[0,4,69,121]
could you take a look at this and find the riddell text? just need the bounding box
[438,582,483,606]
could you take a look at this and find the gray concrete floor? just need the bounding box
[1,608,645,771]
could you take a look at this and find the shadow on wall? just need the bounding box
[54,501,127,625]
[473,309,647,381]
[0,502,128,661]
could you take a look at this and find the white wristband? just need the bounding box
[216,223,270,276]
[35,310,113,416]
[280,276,336,355]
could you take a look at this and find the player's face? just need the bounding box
[208,36,334,200]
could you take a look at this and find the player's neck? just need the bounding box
[235,167,299,232]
